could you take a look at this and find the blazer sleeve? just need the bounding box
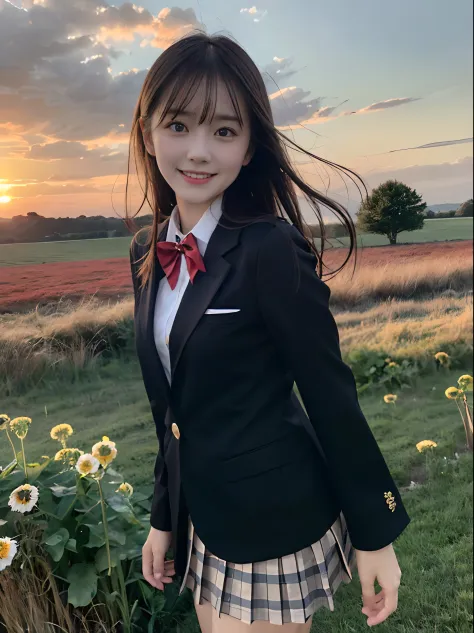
[129,238,172,532]
[256,222,411,551]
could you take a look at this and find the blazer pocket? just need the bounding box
[221,431,314,483]
[203,308,242,326]
[204,308,241,314]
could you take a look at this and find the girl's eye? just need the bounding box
[168,122,187,133]
[216,128,236,138]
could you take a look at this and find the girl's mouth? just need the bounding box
[178,169,217,185]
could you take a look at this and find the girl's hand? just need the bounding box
[142,527,175,590]
[355,543,402,627]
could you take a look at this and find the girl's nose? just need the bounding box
[186,133,212,163]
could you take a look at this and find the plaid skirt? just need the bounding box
[178,511,356,625]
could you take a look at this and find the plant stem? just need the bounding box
[20,437,28,483]
[5,429,17,462]
[115,559,131,633]
[462,394,473,450]
[455,399,471,450]
[97,478,112,576]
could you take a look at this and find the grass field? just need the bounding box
[1,212,472,632]
[1,360,472,633]
[0,238,472,313]
[1,217,472,267]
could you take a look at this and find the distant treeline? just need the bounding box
[0,212,153,244]
[0,199,471,244]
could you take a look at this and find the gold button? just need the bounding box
[172,423,180,440]
[165,334,169,346]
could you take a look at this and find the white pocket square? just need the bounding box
[205,308,241,314]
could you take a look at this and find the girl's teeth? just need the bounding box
[183,172,213,179]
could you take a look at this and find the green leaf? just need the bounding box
[26,458,53,483]
[50,484,77,497]
[65,538,77,553]
[103,467,123,481]
[0,459,18,480]
[104,492,141,525]
[67,563,98,607]
[44,527,70,562]
[107,528,126,546]
[94,546,123,573]
[75,524,90,553]
[105,492,132,513]
[55,493,77,521]
[83,523,106,548]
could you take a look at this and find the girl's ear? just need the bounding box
[139,116,156,156]
[242,144,254,167]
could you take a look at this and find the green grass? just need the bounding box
[2,217,472,267]
[321,217,473,249]
[1,360,472,632]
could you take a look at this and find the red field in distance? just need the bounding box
[1,240,472,313]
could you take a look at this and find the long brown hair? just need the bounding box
[125,31,367,289]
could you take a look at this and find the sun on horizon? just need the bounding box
[0,196,12,204]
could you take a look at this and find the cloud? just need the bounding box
[261,56,299,91]
[6,181,100,197]
[240,6,267,22]
[269,87,326,128]
[0,1,203,145]
[275,95,423,130]
[382,136,473,155]
[100,6,204,48]
[26,141,93,160]
[260,60,421,129]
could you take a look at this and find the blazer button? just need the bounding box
[172,423,180,439]
[165,335,170,347]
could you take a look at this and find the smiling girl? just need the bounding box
[127,32,411,633]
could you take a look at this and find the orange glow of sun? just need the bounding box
[0,196,11,203]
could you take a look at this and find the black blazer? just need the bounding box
[130,214,411,582]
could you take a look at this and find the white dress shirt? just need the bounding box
[154,196,223,384]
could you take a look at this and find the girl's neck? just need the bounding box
[175,196,218,234]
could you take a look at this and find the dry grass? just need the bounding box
[1,244,472,391]
[335,294,473,359]
[326,247,472,308]
[0,522,111,633]
[0,297,133,394]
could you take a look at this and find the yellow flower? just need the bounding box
[76,454,100,476]
[50,424,74,444]
[0,537,18,572]
[445,386,461,400]
[8,483,39,513]
[388,362,398,368]
[91,436,117,468]
[434,352,450,366]
[384,394,398,404]
[54,448,84,466]
[9,417,32,439]
[384,358,392,363]
[416,440,438,453]
[458,374,473,392]
[116,482,134,497]
[0,414,10,431]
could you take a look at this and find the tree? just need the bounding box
[357,180,426,245]
[455,199,473,217]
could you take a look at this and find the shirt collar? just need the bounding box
[166,195,223,255]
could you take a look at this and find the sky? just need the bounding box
[0,0,472,222]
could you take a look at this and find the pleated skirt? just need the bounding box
[178,511,356,625]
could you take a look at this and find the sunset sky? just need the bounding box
[0,0,472,221]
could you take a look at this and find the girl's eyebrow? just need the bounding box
[167,108,243,126]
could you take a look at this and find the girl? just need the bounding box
[127,32,411,632]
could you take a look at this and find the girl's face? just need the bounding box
[142,79,252,211]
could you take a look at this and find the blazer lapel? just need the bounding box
[168,219,242,380]
[135,221,170,398]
